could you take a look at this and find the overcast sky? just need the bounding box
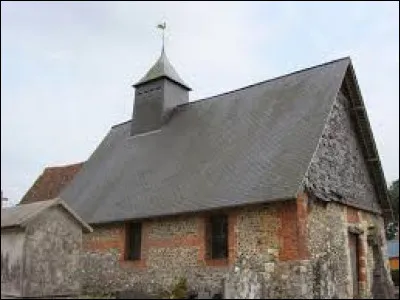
[1,1,399,207]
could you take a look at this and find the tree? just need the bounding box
[388,179,399,219]
[386,179,399,240]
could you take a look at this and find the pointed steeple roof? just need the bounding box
[134,49,191,90]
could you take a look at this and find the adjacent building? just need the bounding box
[1,198,92,298]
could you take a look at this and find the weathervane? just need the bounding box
[157,22,167,52]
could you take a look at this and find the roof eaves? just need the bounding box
[133,75,191,91]
[344,62,393,220]
[87,196,296,225]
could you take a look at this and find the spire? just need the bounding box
[133,22,191,91]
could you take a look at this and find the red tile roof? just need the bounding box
[19,162,84,205]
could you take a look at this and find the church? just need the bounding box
[18,44,395,298]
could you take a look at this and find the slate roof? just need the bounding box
[134,49,191,90]
[60,57,354,224]
[1,198,92,232]
[19,162,84,205]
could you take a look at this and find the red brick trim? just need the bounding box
[119,222,147,268]
[279,201,299,261]
[347,207,360,224]
[357,235,367,284]
[199,211,237,266]
[204,258,229,267]
[279,194,310,261]
[296,193,309,260]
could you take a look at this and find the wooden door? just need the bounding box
[349,233,359,298]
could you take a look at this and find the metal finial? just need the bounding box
[157,22,166,53]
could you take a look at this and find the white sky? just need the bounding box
[1,1,399,206]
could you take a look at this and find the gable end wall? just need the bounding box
[23,207,83,297]
[304,91,381,212]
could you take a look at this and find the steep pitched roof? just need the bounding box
[1,198,92,232]
[134,49,191,90]
[19,162,84,205]
[60,57,357,224]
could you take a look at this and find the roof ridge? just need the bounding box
[111,56,350,130]
[2,198,92,232]
[44,162,84,170]
[179,56,351,108]
[111,119,132,129]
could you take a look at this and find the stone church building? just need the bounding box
[19,50,395,298]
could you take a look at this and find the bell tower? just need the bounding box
[131,23,191,136]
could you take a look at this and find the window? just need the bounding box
[125,222,142,260]
[206,214,228,259]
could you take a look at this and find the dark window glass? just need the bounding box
[207,215,228,259]
[126,222,142,260]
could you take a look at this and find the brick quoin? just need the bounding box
[279,201,299,261]
[347,207,360,223]
[296,193,309,260]
[279,193,310,261]
[344,207,367,289]
[227,212,238,265]
[357,235,367,284]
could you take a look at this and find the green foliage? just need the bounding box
[388,179,399,220]
[386,222,397,240]
[385,179,399,240]
[391,269,399,287]
[160,277,188,299]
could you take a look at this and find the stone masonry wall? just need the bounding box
[23,206,83,297]
[221,198,392,299]
[358,210,393,297]
[1,229,25,297]
[307,199,393,299]
[79,201,309,296]
[80,195,393,299]
[302,89,392,298]
[307,200,351,298]
[223,197,392,299]
[304,91,381,213]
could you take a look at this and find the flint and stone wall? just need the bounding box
[222,201,392,299]
[304,91,381,213]
[80,199,392,298]
[303,89,393,299]
[80,201,310,296]
[307,201,393,299]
